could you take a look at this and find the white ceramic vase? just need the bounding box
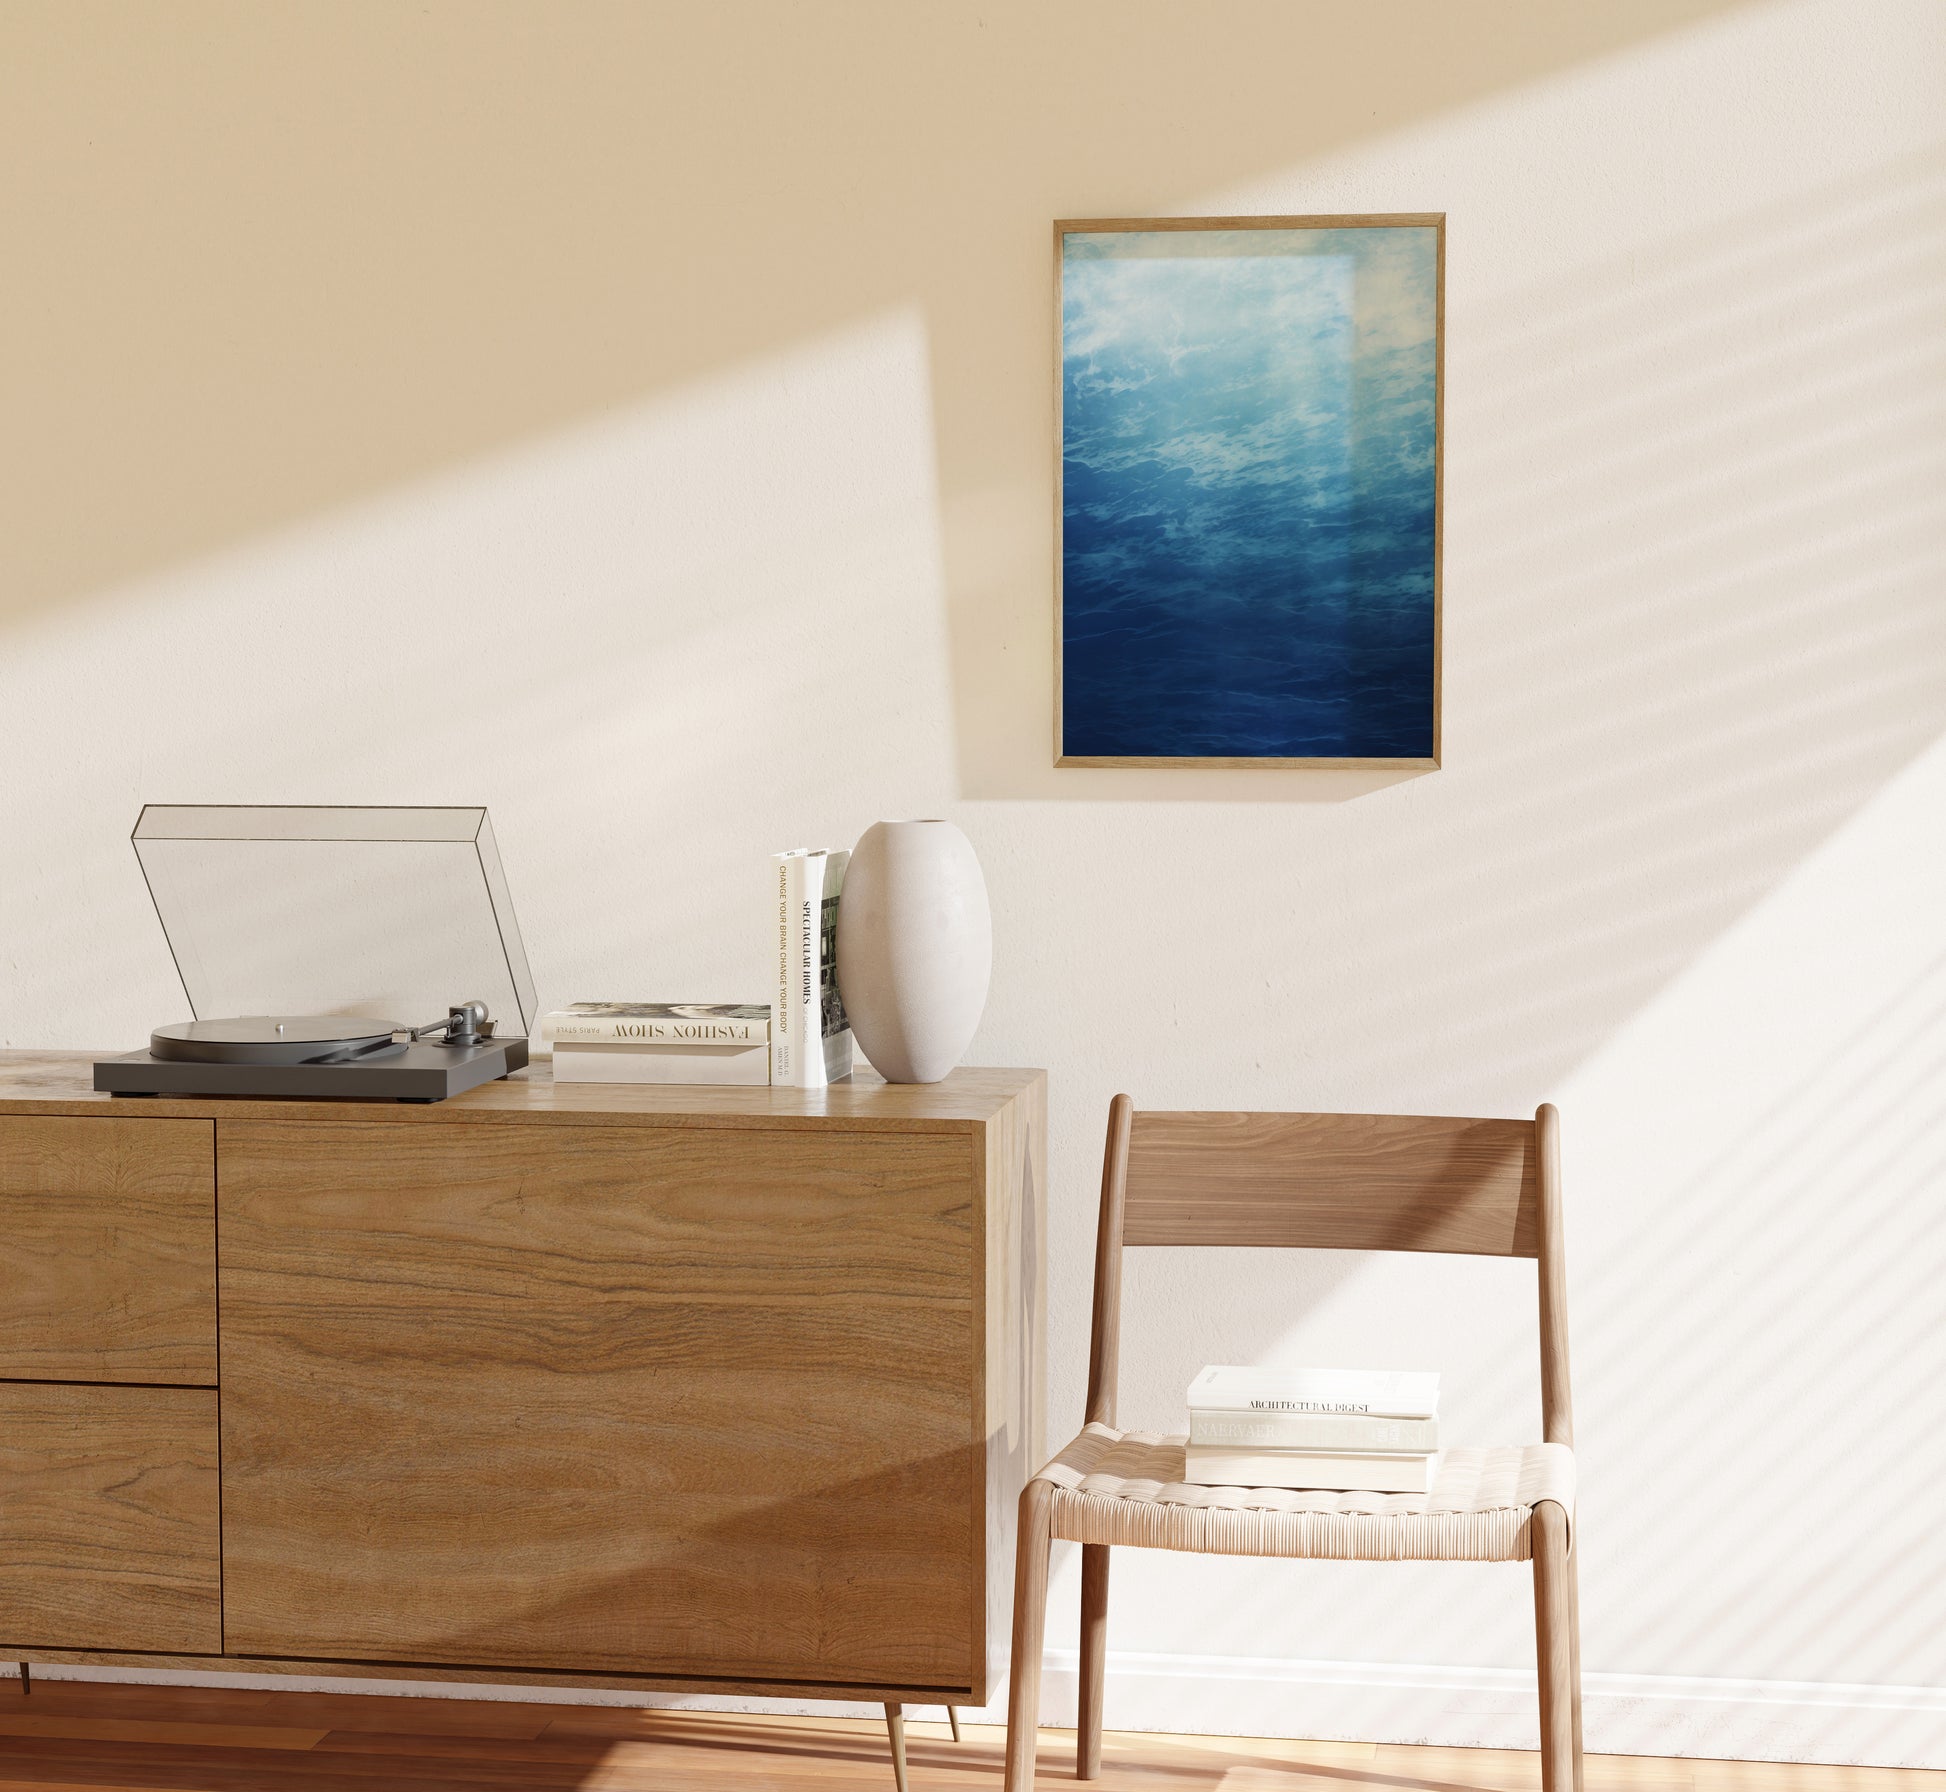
[836,819,992,1084]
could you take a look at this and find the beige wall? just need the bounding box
[3,0,1944,1766]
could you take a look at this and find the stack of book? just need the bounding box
[539,846,858,1090]
[542,1004,772,1084]
[1184,1365,1442,1493]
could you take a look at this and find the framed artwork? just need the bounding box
[1055,214,1443,768]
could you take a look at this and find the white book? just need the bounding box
[1187,1410,1440,1453]
[540,1003,770,1045]
[771,848,852,1088]
[1183,1446,1442,1494]
[550,1041,770,1085]
[1188,1365,1440,1419]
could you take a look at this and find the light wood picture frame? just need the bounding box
[1054,215,1444,769]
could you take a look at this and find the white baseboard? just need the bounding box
[11,1652,1943,1771]
[1020,1650,1946,1772]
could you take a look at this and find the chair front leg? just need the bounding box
[1531,1501,1579,1792]
[1005,1479,1055,1792]
[1078,1543,1110,1778]
[1566,1529,1585,1792]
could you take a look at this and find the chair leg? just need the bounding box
[884,1702,908,1792]
[1077,1543,1110,1779]
[946,1704,961,1741]
[1532,1501,1580,1792]
[1566,1531,1585,1792]
[1005,1479,1054,1792]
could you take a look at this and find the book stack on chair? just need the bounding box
[1184,1366,1442,1492]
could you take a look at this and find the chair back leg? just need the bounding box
[1078,1543,1111,1778]
[1005,1479,1054,1792]
[1531,1501,1581,1792]
[883,1702,908,1792]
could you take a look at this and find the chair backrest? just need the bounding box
[1123,1110,1539,1255]
[1085,1097,1572,1445]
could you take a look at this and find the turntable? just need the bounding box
[94,805,535,1102]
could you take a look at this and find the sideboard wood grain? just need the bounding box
[0,1115,216,1384]
[0,1383,220,1652]
[218,1120,983,1686]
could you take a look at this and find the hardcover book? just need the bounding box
[1182,1446,1442,1494]
[549,1040,771,1085]
[540,1002,770,1044]
[772,848,852,1088]
[1188,1365,1440,1419]
[1187,1411,1440,1453]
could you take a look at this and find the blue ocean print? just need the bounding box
[1061,226,1438,759]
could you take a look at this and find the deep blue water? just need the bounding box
[1061,229,1437,759]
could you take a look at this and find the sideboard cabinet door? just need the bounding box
[0,1116,215,1384]
[217,1120,984,1690]
[0,1384,220,1652]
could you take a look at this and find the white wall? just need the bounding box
[2,0,1943,1767]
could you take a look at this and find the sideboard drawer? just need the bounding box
[0,1383,221,1652]
[0,1116,215,1384]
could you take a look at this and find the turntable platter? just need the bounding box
[150,1015,403,1066]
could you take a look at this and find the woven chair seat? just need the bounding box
[1034,1423,1575,1563]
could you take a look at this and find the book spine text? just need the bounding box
[773,852,828,1089]
[772,853,802,1085]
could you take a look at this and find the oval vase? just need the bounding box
[836,820,992,1084]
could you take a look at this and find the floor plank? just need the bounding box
[0,1717,328,1752]
[252,1692,554,1739]
[0,1686,276,1722]
[0,1682,1938,1791]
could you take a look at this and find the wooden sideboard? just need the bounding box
[0,1053,1044,1705]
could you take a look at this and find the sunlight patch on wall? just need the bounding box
[1555,726,1946,1688]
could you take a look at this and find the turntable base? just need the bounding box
[94,1035,528,1102]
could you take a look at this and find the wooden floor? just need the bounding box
[0,1680,1939,1791]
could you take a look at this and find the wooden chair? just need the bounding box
[1004,1099,1582,1791]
